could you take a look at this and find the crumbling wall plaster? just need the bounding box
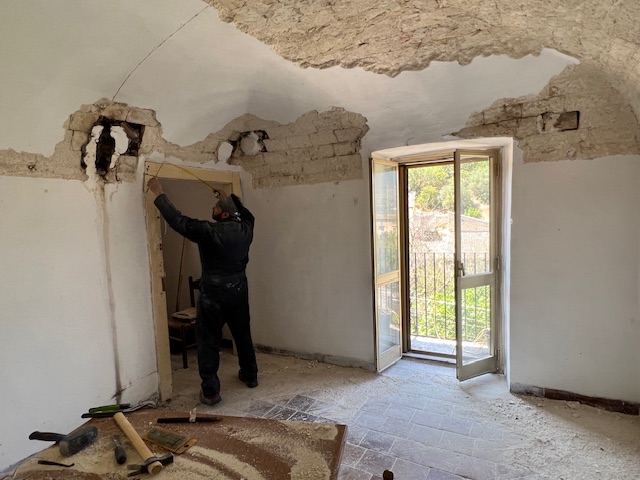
[453,64,640,162]
[205,0,640,123]
[0,99,368,189]
[214,108,368,188]
[205,1,640,75]
[0,100,158,182]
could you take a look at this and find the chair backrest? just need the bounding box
[188,276,201,307]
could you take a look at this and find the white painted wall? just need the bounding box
[0,173,156,469]
[510,154,640,401]
[245,175,375,364]
[1,0,637,471]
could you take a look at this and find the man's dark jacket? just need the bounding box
[154,193,254,288]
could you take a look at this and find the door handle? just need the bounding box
[457,261,465,277]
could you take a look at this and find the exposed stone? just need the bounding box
[288,114,318,135]
[0,99,168,181]
[333,143,358,156]
[202,0,640,130]
[310,131,339,146]
[453,64,640,162]
[335,128,364,143]
[262,151,289,165]
[117,155,139,174]
[264,125,293,138]
[2,99,368,189]
[71,131,90,151]
[212,108,368,189]
[69,112,101,132]
[127,108,159,127]
[102,102,130,122]
[263,138,289,152]
[286,134,313,149]
[313,144,335,158]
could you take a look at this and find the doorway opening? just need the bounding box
[405,155,495,366]
[144,162,241,400]
[371,140,511,381]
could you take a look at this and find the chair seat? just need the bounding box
[172,306,197,322]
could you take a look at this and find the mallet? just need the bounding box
[113,412,173,476]
[29,426,98,456]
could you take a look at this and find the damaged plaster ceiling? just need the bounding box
[207,0,640,114]
[2,0,639,182]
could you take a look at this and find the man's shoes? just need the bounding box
[238,370,258,388]
[199,389,222,406]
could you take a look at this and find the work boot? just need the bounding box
[199,390,222,406]
[238,370,258,388]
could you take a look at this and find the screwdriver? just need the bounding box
[113,435,127,464]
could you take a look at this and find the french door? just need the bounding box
[371,158,402,371]
[372,149,501,380]
[453,150,499,380]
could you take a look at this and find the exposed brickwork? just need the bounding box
[453,64,640,162]
[0,101,368,189]
[221,108,369,189]
[0,99,161,181]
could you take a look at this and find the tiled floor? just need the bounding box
[166,348,640,480]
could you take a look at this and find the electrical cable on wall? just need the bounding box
[145,162,221,197]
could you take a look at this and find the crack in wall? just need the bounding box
[111,6,210,101]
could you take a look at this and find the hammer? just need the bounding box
[29,426,98,456]
[113,412,173,476]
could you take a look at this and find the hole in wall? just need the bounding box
[81,116,144,178]
[227,130,269,157]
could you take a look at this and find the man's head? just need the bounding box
[212,196,238,222]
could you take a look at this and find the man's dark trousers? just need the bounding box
[195,279,258,396]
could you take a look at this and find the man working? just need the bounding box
[147,177,258,405]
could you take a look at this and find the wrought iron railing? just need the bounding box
[409,252,490,343]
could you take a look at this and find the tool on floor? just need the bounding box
[144,426,197,454]
[88,403,131,414]
[113,412,173,476]
[37,460,75,468]
[113,435,127,464]
[29,426,98,456]
[157,414,222,424]
[82,401,156,418]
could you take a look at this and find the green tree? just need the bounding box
[408,161,489,219]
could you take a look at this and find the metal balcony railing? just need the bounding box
[409,252,490,343]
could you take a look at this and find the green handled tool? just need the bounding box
[88,403,131,414]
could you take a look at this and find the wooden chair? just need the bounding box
[168,276,200,369]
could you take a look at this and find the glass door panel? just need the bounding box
[407,162,457,358]
[372,158,402,371]
[460,283,492,364]
[377,281,401,360]
[455,150,498,380]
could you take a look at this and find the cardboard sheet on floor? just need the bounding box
[10,409,347,480]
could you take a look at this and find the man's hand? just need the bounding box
[147,177,164,196]
[213,189,228,198]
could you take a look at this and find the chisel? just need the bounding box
[157,416,222,423]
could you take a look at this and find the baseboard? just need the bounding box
[510,383,639,415]
[254,344,375,371]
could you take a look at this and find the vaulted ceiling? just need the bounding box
[207,0,640,115]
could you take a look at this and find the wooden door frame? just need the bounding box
[144,162,241,401]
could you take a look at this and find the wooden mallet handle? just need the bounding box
[113,412,163,475]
